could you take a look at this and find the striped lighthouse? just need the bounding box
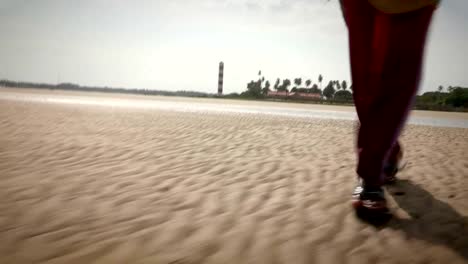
[217,61,224,95]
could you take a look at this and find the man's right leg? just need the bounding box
[342,0,390,211]
[340,0,376,172]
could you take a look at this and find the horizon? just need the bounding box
[1,78,466,96]
[1,0,467,94]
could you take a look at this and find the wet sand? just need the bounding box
[1,89,467,263]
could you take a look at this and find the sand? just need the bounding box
[0,89,467,264]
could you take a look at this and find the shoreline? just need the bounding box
[1,87,467,130]
[2,86,468,116]
[1,87,468,120]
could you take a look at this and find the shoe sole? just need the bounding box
[352,199,389,212]
[354,206,392,224]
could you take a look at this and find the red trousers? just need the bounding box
[341,0,435,186]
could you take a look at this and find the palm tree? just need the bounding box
[318,74,323,89]
[437,85,444,104]
[341,80,347,91]
[281,79,291,92]
[323,81,336,100]
[311,84,319,94]
[262,80,271,95]
[274,78,281,91]
[305,79,312,89]
[247,80,263,98]
[294,78,302,90]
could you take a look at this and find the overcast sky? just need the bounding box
[1,0,467,94]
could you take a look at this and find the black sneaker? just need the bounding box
[383,164,398,184]
[383,159,408,184]
[384,148,405,184]
[352,179,388,212]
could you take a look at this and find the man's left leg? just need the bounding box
[384,141,402,183]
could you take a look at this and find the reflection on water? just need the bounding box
[1,92,467,128]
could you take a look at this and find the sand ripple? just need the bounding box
[0,96,467,264]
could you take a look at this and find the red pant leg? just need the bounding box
[341,0,375,126]
[342,0,435,185]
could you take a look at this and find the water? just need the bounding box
[1,91,467,128]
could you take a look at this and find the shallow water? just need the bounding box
[1,91,467,128]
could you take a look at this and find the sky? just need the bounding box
[1,0,467,94]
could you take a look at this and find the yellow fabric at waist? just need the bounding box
[368,0,440,14]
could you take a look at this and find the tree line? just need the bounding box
[415,85,468,111]
[242,72,352,102]
[0,80,210,98]
[238,72,467,111]
[1,78,467,112]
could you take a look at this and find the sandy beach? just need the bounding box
[1,88,467,264]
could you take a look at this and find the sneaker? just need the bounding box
[352,179,388,212]
[384,148,405,184]
[383,163,398,184]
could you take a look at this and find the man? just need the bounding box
[340,0,439,213]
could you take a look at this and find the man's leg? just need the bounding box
[384,141,402,183]
[342,1,435,211]
[340,1,374,146]
[341,0,374,127]
[341,0,386,186]
[387,141,401,166]
[356,6,435,187]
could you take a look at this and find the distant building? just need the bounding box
[218,62,224,95]
[267,91,289,97]
[290,92,321,99]
[267,91,321,99]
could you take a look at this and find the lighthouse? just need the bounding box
[218,61,224,95]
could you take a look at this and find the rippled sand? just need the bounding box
[0,90,467,264]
